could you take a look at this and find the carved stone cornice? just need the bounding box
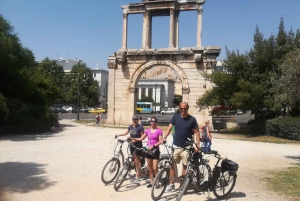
[182,87,190,94]
[128,87,138,93]
[107,61,116,69]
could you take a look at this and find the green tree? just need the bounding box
[0,15,56,132]
[63,62,99,108]
[196,18,300,134]
[138,96,154,102]
[272,48,300,116]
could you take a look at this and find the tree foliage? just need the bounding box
[0,15,100,132]
[196,17,300,133]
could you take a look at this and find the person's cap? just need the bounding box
[132,115,138,120]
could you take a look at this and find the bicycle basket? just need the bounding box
[221,159,239,172]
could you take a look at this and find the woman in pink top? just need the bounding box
[129,117,163,188]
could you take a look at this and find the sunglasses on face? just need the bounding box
[150,120,157,123]
[180,108,188,111]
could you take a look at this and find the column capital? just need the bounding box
[197,7,203,14]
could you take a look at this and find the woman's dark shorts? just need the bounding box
[145,149,160,160]
[130,144,143,156]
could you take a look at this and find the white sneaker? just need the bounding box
[130,177,141,183]
[165,184,175,192]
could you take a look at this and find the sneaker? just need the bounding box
[130,177,141,183]
[165,184,175,192]
[146,184,152,188]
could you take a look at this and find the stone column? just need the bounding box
[106,58,117,125]
[175,11,180,48]
[197,7,203,47]
[169,9,175,48]
[138,88,141,100]
[121,13,128,50]
[142,11,150,49]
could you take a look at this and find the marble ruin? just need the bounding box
[107,0,220,126]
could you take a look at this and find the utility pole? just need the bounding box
[77,75,80,120]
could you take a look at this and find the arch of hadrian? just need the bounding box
[107,0,220,126]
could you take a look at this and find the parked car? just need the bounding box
[236,110,243,115]
[51,107,67,113]
[89,108,106,114]
[62,106,75,113]
[161,108,176,115]
[80,107,94,113]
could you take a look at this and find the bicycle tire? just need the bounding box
[101,158,121,184]
[151,168,170,201]
[175,175,190,201]
[193,163,212,191]
[212,171,237,199]
[158,158,169,169]
[114,165,130,191]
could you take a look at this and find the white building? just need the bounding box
[91,69,108,108]
[137,79,175,108]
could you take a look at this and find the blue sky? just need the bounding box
[1,0,299,70]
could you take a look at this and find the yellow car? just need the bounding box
[89,108,106,114]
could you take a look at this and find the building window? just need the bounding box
[148,88,153,99]
[141,88,146,98]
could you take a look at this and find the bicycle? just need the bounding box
[113,139,151,191]
[101,136,126,185]
[151,140,211,201]
[177,149,239,200]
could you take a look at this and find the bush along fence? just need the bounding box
[266,117,300,141]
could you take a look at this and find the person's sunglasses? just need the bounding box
[180,108,188,111]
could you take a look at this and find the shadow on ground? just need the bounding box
[0,123,78,142]
[285,155,300,166]
[0,162,56,193]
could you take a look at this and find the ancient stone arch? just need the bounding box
[106,0,221,126]
[129,60,188,89]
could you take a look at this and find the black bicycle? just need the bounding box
[151,140,211,201]
[101,136,126,185]
[114,139,161,191]
[177,149,239,200]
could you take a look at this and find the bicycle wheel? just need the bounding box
[193,163,212,191]
[114,165,130,191]
[101,158,121,184]
[175,175,190,201]
[151,168,170,201]
[158,158,169,169]
[213,171,237,199]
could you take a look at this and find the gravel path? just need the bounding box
[0,119,299,201]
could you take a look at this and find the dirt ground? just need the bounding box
[0,119,299,201]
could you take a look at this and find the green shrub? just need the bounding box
[5,98,56,133]
[266,117,300,141]
[247,118,266,136]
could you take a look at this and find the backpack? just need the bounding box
[96,116,100,121]
[221,159,239,172]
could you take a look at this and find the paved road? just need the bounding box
[0,119,297,201]
[58,113,253,124]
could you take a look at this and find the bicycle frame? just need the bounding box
[159,143,180,181]
[113,138,126,166]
